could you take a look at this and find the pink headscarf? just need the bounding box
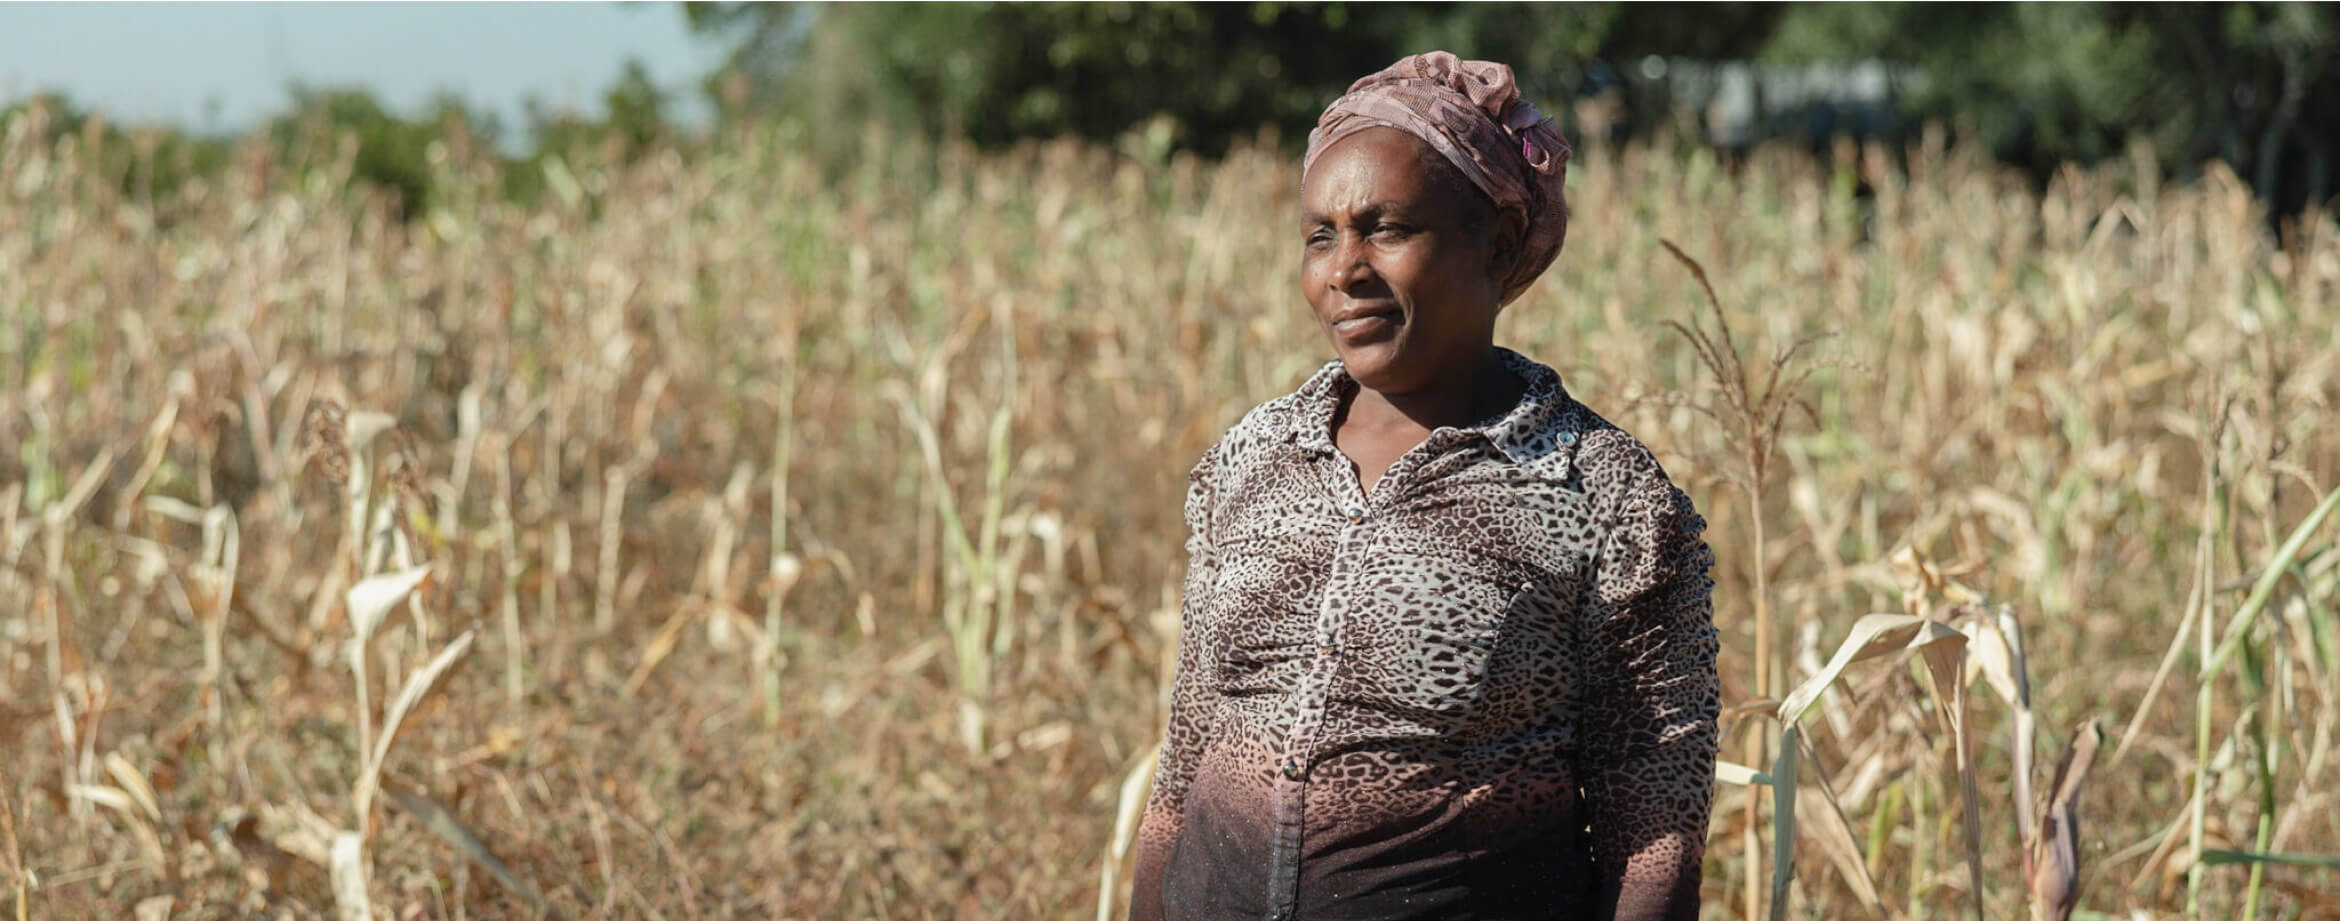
[1304,51,1572,306]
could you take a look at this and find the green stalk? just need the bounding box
[2241,713,2274,920]
[1865,780,1900,870]
[2201,487,2340,681]
[2191,485,2340,919]
[1767,725,1799,921]
[2187,451,2233,921]
[1909,773,1930,921]
[2186,551,2214,920]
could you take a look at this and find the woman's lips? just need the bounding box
[1331,307,1401,342]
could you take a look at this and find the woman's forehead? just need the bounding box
[1301,128,1441,212]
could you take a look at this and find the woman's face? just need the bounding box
[1301,127,1507,396]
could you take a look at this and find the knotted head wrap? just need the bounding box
[1304,51,1572,306]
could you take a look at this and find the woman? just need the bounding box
[1130,53,1719,921]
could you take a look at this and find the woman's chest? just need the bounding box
[1199,455,1606,733]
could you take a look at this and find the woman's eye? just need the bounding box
[1373,225,1412,240]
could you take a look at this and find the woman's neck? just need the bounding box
[1342,348,1522,436]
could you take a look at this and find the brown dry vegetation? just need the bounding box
[4,105,2338,921]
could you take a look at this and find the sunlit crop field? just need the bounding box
[5,105,2337,920]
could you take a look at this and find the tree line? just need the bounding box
[704,2,2340,216]
[2,59,675,221]
[9,3,2334,220]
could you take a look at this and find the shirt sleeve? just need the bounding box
[1580,467,1720,921]
[1129,445,1225,921]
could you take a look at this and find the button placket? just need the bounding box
[1290,520,1370,741]
[1267,472,1375,919]
[1320,504,1365,656]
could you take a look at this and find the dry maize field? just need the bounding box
[3,104,2338,921]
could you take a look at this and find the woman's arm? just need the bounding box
[1582,467,1721,921]
[1128,448,1225,921]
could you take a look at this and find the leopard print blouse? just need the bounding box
[1130,348,1719,921]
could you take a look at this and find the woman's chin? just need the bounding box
[1333,342,1412,391]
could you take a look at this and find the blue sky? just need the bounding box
[0,2,729,139]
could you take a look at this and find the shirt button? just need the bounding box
[1280,759,1303,779]
[1343,505,1366,523]
[1556,430,1577,446]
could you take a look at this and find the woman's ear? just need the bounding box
[1487,212,1527,280]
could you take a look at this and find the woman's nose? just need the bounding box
[1330,239,1375,290]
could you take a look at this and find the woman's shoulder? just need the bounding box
[1556,400,1693,517]
[1493,348,1684,504]
[1189,391,1307,484]
[1189,361,1343,482]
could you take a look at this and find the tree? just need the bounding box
[683,3,1782,156]
[1765,3,2340,212]
[3,91,235,212]
[271,87,443,217]
[688,2,2340,212]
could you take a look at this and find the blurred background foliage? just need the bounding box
[700,1,2340,220]
[8,2,2337,220]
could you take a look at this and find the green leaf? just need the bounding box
[2203,487,2340,680]
[2200,849,2340,870]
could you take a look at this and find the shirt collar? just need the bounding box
[1288,347,1582,482]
